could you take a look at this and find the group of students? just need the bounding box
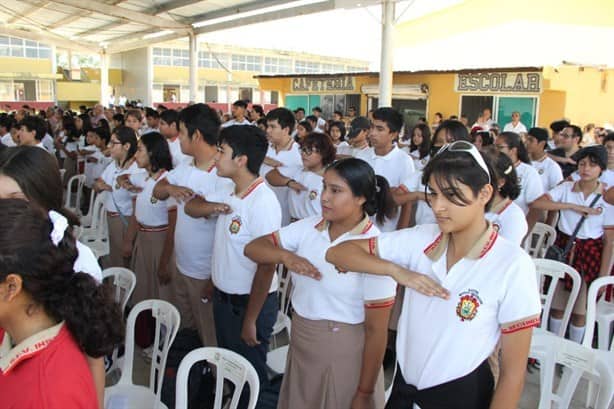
[0,100,612,409]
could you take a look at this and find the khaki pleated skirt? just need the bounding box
[62,155,77,186]
[106,213,129,268]
[277,313,385,409]
[130,227,177,306]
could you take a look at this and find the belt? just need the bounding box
[108,211,119,217]
[214,288,250,307]
[138,223,168,232]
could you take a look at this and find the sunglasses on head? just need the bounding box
[435,140,491,184]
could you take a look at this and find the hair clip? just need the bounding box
[504,165,513,175]
[48,210,68,247]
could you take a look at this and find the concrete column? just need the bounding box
[145,46,153,106]
[100,50,109,107]
[378,0,395,107]
[189,32,198,103]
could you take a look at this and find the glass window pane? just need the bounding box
[10,38,23,46]
[25,40,37,47]
[25,48,38,58]
[0,36,8,45]
[11,47,24,57]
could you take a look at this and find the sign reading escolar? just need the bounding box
[456,72,541,93]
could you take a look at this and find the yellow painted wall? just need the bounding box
[56,82,101,101]
[153,66,258,85]
[536,90,566,128]
[81,68,123,85]
[0,57,52,75]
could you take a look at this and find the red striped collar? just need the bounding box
[237,177,264,199]
[423,222,498,261]
[490,198,512,215]
[314,214,373,235]
[0,322,64,374]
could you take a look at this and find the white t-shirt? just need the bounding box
[275,216,396,324]
[210,178,281,295]
[1,133,15,147]
[85,147,112,188]
[503,122,528,134]
[100,161,144,216]
[167,137,190,168]
[221,118,252,128]
[514,161,544,214]
[131,171,175,227]
[570,169,614,189]
[377,223,541,389]
[485,199,528,246]
[400,171,436,226]
[339,145,374,162]
[260,142,303,226]
[334,141,349,153]
[409,151,429,172]
[364,145,416,231]
[547,181,614,239]
[288,169,323,220]
[74,241,102,283]
[531,155,564,192]
[164,161,234,280]
[42,133,55,153]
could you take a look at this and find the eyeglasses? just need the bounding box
[301,147,319,155]
[435,140,491,184]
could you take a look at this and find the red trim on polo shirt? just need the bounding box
[423,233,444,256]
[271,231,280,247]
[207,162,216,172]
[360,220,374,234]
[314,218,326,231]
[365,298,395,309]
[368,237,377,255]
[501,316,541,334]
[478,229,498,259]
[239,177,264,199]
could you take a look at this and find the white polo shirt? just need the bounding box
[273,216,396,324]
[376,223,541,389]
[260,141,303,226]
[503,122,528,134]
[547,181,614,239]
[42,133,55,153]
[85,147,111,188]
[100,161,143,216]
[344,145,374,162]
[221,118,252,128]
[514,161,544,214]
[409,151,430,172]
[288,169,323,220]
[400,171,436,226]
[365,145,416,231]
[570,169,614,190]
[164,161,234,280]
[485,199,528,246]
[167,137,190,168]
[131,171,176,227]
[1,133,15,147]
[210,178,281,295]
[531,155,564,192]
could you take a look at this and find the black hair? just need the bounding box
[301,132,336,167]
[62,115,80,143]
[488,150,520,200]
[295,107,305,114]
[125,109,143,122]
[604,132,614,145]
[297,119,313,133]
[139,132,173,173]
[305,115,318,125]
[266,107,296,134]
[178,103,221,146]
[0,146,80,226]
[160,109,179,131]
[145,107,160,119]
[112,126,138,167]
[409,123,431,159]
[0,199,124,357]
[499,131,530,163]
[0,115,14,132]
[252,105,264,117]
[77,113,93,135]
[19,116,46,141]
[326,158,396,225]
[312,106,322,113]
[434,112,443,119]
[433,120,470,145]
[112,113,124,125]
[89,125,110,145]
[372,107,404,133]
[233,100,248,109]
[333,110,343,117]
[329,121,346,140]
[256,117,267,129]
[219,125,268,176]
[567,125,583,144]
[550,119,570,133]
[422,146,496,211]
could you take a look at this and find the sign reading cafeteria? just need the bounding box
[455,72,541,93]
[291,76,356,93]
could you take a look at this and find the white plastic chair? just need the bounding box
[80,189,97,228]
[267,265,292,375]
[531,329,613,409]
[64,174,86,215]
[175,347,260,409]
[523,222,557,258]
[105,300,181,409]
[79,192,109,260]
[102,267,137,377]
[533,258,582,338]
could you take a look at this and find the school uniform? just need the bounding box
[163,161,233,346]
[514,161,544,214]
[130,170,177,306]
[334,141,350,152]
[0,324,97,408]
[365,145,416,231]
[100,161,144,268]
[503,122,528,134]
[547,181,614,314]
[272,216,396,409]
[260,141,303,226]
[287,169,323,220]
[338,144,374,162]
[485,199,528,246]
[62,139,80,185]
[221,118,252,128]
[1,132,15,147]
[409,150,430,172]
[167,137,190,168]
[570,168,614,189]
[209,177,281,392]
[376,223,541,408]
[84,146,110,189]
[531,155,564,192]
[74,241,103,282]
[400,171,436,226]
[42,133,55,154]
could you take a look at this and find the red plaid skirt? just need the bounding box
[555,231,613,299]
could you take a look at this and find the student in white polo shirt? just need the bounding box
[16,116,48,151]
[184,125,280,405]
[327,141,541,409]
[526,127,564,191]
[531,145,614,344]
[159,109,190,167]
[244,158,398,409]
[336,116,374,161]
[260,107,303,226]
[364,107,415,231]
[152,103,231,347]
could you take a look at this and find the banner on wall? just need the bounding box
[291,76,356,93]
[455,72,541,93]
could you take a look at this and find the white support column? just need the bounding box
[145,46,154,107]
[378,0,395,107]
[50,45,57,75]
[100,50,109,107]
[189,32,198,103]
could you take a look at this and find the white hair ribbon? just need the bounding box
[48,210,68,247]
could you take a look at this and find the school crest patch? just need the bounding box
[309,190,318,200]
[150,196,158,204]
[229,216,242,234]
[538,168,544,175]
[456,289,482,322]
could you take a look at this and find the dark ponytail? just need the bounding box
[327,158,397,225]
[0,199,124,357]
[487,149,521,200]
[500,131,530,164]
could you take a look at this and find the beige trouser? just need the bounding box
[173,272,217,346]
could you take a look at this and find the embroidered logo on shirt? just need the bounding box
[492,223,501,232]
[229,216,242,234]
[150,196,158,204]
[309,190,318,200]
[538,169,544,175]
[456,289,483,322]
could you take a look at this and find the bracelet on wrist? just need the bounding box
[286,178,295,187]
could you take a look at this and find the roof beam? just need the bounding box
[7,1,49,24]
[0,25,97,54]
[150,0,205,15]
[50,0,191,30]
[46,13,90,29]
[185,0,291,24]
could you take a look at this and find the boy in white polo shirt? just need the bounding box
[364,107,415,231]
[526,127,563,192]
[159,109,190,167]
[152,103,232,346]
[185,125,281,404]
